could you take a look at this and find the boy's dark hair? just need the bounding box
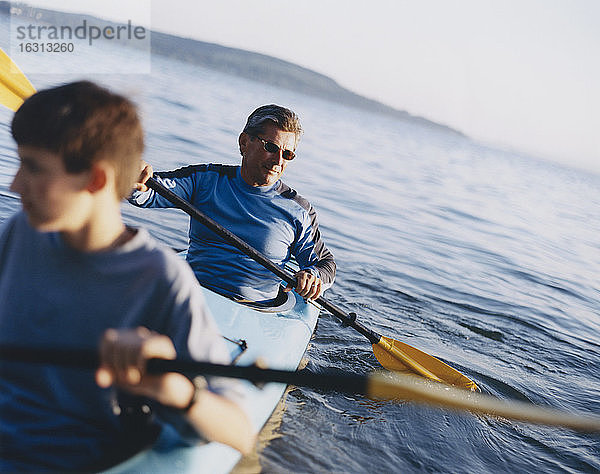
[11,81,144,199]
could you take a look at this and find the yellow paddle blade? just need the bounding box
[0,48,36,111]
[367,371,600,432]
[372,336,478,391]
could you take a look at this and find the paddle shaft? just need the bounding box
[0,345,367,394]
[2,344,600,433]
[148,177,479,388]
[147,177,382,345]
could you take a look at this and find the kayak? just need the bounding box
[105,282,320,474]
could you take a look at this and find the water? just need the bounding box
[1,33,599,473]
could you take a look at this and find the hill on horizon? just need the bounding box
[1,1,463,136]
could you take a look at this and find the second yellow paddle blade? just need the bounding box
[372,336,478,391]
[0,48,36,111]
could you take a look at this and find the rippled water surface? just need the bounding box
[1,31,599,472]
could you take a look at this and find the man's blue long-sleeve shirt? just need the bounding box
[130,164,335,303]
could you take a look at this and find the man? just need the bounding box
[131,104,336,304]
[0,81,254,471]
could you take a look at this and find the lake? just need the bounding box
[1,29,599,473]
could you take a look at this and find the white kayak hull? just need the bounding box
[105,285,320,474]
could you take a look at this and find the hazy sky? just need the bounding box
[20,0,600,173]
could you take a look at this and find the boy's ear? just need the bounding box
[86,162,109,193]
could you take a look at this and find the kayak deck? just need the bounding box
[105,285,320,474]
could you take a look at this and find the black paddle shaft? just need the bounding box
[147,178,382,345]
[0,346,368,395]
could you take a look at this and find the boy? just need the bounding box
[0,81,254,471]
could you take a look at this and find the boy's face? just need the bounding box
[10,146,92,232]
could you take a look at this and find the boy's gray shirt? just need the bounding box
[0,211,244,471]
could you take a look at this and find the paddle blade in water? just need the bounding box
[372,336,478,391]
[0,48,36,111]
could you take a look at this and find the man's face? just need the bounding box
[10,145,92,232]
[239,122,297,187]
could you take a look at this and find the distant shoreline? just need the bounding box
[1,1,463,136]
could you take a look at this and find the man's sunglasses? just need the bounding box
[252,135,296,160]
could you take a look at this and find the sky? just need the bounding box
[17,0,600,174]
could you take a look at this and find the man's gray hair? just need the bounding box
[242,104,303,141]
